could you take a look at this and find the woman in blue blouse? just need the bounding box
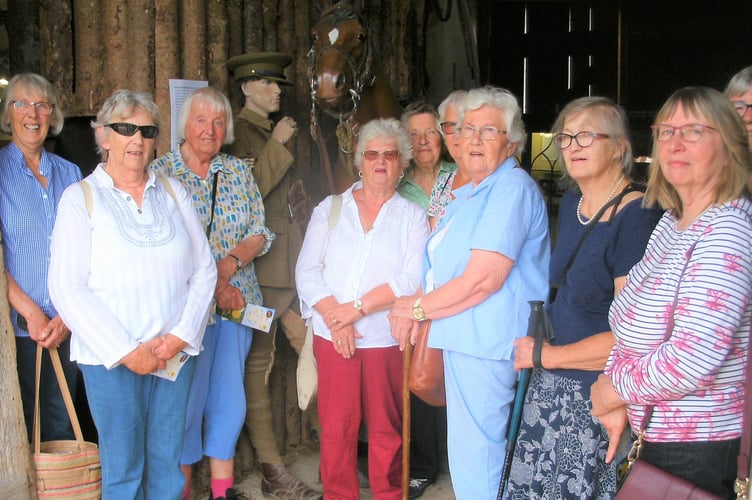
[391,86,550,499]
[0,73,82,442]
[506,97,663,499]
[151,86,274,500]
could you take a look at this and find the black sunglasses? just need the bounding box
[105,122,159,139]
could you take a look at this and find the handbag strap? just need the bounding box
[557,183,643,291]
[33,344,86,452]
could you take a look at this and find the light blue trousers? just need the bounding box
[443,350,516,500]
[81,356,196,500]
[181,316,253,464]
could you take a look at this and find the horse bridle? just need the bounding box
[307,6,376,136]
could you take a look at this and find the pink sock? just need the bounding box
[211,477,234,499]
[182,486,191,500]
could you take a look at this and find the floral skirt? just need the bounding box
[505,369,616,500]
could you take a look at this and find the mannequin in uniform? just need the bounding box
[225,52,320,499]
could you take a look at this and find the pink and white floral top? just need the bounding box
[607,197,752,442]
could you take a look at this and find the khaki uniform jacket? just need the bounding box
[227,108,303,313]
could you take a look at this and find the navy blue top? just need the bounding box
[548,188,663,387]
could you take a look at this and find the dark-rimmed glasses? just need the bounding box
[106,122,160,139]
[458,125,507,141]
[11,100,54,116]
[439,121,457,135]
[553,131,610,149]
[362,150,399,161]
[732,101,752,117]
[651,123,716,143]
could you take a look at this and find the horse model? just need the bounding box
[308,1,402,194]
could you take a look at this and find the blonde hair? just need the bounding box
[644,87,751,217]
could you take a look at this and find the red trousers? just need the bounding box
[314,335,403,500]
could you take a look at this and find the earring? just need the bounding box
[358,170,363,178]
[399,169,405,179]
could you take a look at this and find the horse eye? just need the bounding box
[311,32,319,42]
[356,32,366,41]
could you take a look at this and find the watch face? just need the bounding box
[412,305,425,321]
[354,299,363,311]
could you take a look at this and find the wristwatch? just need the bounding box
[353,299,365,315]
[228,253,243,270]
[412,297,426,321]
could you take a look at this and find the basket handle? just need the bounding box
[33,344,86,453]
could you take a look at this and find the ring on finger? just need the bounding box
[336,339,344,344]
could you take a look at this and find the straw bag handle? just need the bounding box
[33,344,86,452]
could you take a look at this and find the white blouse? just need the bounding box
[49,166,217,368]
[296,182,429,348]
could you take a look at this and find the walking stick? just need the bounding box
[402,342,413,500]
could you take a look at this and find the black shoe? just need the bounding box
[408,477,433,499]
[209,487,247,500]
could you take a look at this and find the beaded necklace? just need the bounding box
[576,174,625,225]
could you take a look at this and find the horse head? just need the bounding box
[308,2,375,120]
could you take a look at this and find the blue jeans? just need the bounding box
[641,438,740,499]
[16,335,78,441]
[81,358,196,500]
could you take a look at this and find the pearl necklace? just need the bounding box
[576,174,625,225]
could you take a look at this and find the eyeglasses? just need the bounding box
[105,122,159,139]
[651,123,716,143]
[553,131,610,149]
[362,150,400,161]
[732,100,752,117]
[439,121,457,135]
[458,125,507,141]
[11,100,54,116]
[409,129,440,141]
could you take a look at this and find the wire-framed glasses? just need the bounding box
[11,100,54,116]
[651,123,717,143]
[458,125,507,141]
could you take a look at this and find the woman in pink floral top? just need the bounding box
[591,86,752,498]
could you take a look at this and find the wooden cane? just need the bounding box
[401,342,413,500]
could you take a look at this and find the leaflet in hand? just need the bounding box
[152,351,190,381]
[218,304,276,332]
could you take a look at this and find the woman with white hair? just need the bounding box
[49,89,217,498]
[390,86,550,499]
[296,118,429,499]
[151,86,274,500]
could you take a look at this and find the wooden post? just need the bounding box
[0,245,37,500]
[154,0,180,156]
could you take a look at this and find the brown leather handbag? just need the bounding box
[407,320,446,406]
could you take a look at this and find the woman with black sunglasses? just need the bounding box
[48,89,217,499]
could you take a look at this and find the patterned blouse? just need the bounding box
[151,150,274,306]
[607,198,752,442]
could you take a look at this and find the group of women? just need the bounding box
[3,63,751,500]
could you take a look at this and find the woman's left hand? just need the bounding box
[215,282,244,310]
[152,333,188,360]
[390,294,417,320]
[590,373,624,416]
[595,406,628,463]
[330,324,363,359]
[513,336,553,370]
[38,315,70,350]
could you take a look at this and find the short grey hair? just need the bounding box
[400,100,439,130]
[0,73,65,135]
[177,87,235,145]
[725,66,752,98]
[91,90,160,161]
[437,90,467,138]
[354,118,412,170]
[458,86,527,154]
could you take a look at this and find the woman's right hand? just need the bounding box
[121,339,167,375]
[594,406,628,463]
[215,281,245,310]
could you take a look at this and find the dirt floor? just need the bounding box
[234,448,457,499]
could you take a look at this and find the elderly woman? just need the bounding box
[591,87,752,498]
[398,101,457,213]
[506,97,663,499]
[296,118,429,499]
[390,86,550,499]
[0,73,82,442]
[725,65,752,151]
[427,89,471,227]
[151,86,274,500]
[48,90,217,498]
